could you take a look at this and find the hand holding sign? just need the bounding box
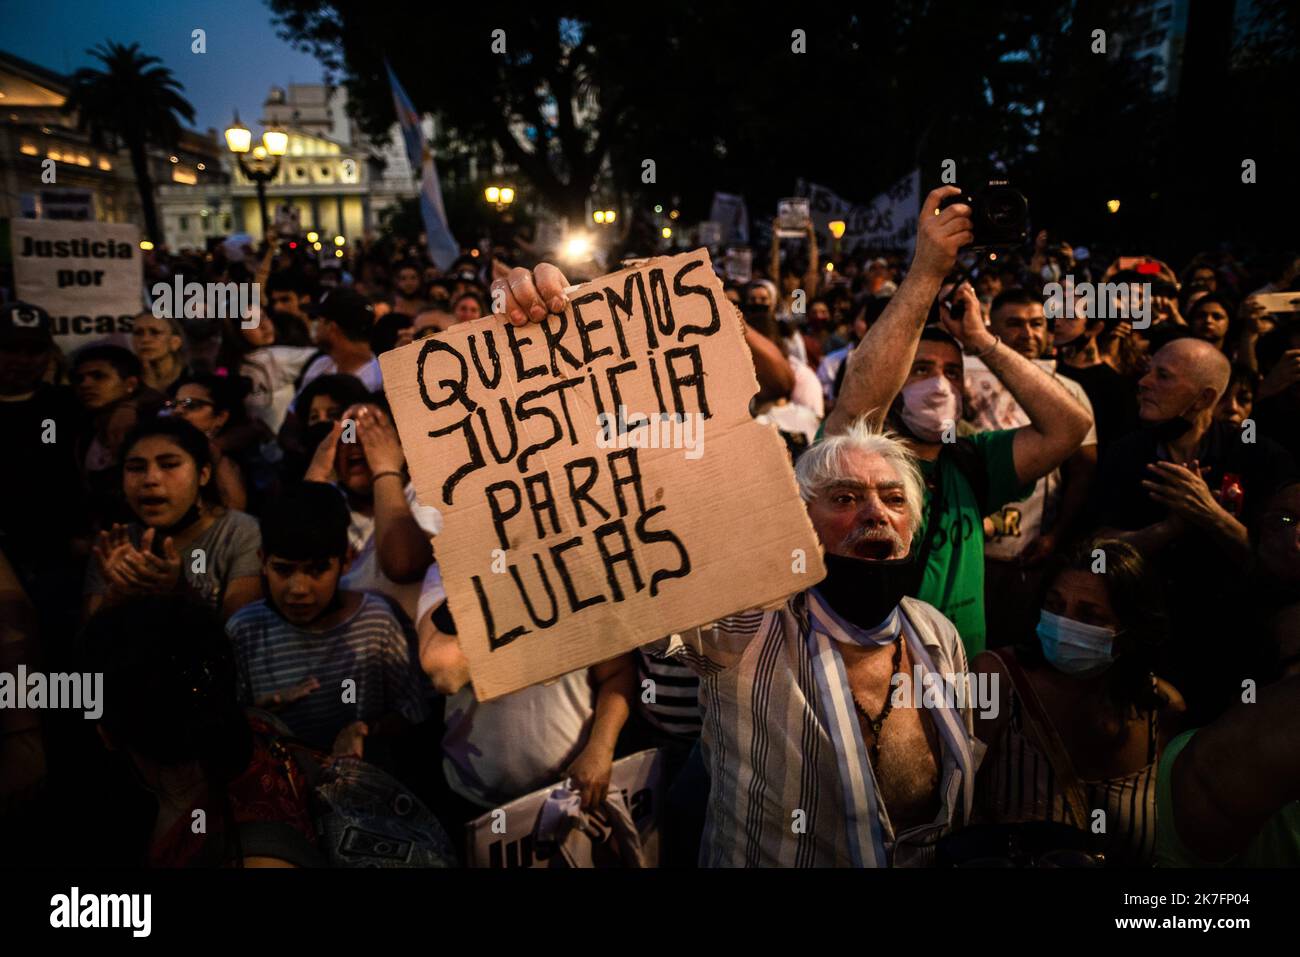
[382,250,825,699]
[491,263,571,326]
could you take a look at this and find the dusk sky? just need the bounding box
[7,0,327,135]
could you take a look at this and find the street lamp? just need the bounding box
[593,208,617,226]
[224,110,288,240]
[484,184,515,211]
[828,219,847,260]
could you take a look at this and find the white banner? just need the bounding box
[466,748,666,868]
[800,169,920,253]
[11,220,141,354]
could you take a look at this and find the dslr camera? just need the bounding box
[942,180,1030,250]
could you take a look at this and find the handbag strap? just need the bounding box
[989,649,1090,832]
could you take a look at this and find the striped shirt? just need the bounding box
[977,684,1159,865]
[659,593,982,867]
[636,649,701,740]
[227,592,429,750]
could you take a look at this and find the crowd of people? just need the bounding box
[1,184,1298,868]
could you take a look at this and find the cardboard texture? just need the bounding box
[381,249,824,700]
[12,220,141,353]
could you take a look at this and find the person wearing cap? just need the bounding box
[297,288,383,397]
[0,303,89,642]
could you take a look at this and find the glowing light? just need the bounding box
[661,226,672,239]
[829,220,847,239]
[563,234,593,261]
[262,129,288,156]
[335,249,344,258]
[1106,199,1121,214]
[499,187,515,204]
[825,262,834,272]
[139,241,155,251]
[334,235,345,246]
[604,210,616,223]
[484,186,500,203]
[312,242,322,251]
[306,231,319,243]
[224,116,251,153]
[593,210,606,224]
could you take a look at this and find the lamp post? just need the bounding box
[828,220,846,261]
[224,111,288,240]
[484,185,515,212]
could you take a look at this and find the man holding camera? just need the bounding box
[825,186,1094,656]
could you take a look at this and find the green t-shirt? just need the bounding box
[1156,729,1300,867]
[916,429,1031,657]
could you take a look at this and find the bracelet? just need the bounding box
[371,469,405,484]
[966,335,1000,359]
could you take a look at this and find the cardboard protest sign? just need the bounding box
[381,249,824,700]
[466,748,665,868]
[11,219,141,353]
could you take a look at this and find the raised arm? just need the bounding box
[742,312,796,402]
[1169,673,1300,862]
[354,405,434,583]
[941,283,1093,485]
[823,186,971,435]
[802,222,821,298]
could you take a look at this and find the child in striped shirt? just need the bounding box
[228,482,428,755]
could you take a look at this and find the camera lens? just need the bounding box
[984,189,1026,226]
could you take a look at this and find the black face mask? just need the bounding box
[304,419,337,452]
[1054,334,1087,362]
[1143,414,1195,444]
[815,551,918,631]
[743,304,776,339]
[156,502,203,538]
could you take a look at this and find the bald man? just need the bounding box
[1092,336,1296,721]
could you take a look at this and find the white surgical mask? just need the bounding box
[899,375,961,443]
[1036,609,1116,676]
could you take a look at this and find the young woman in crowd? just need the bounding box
[1215,363,1260,428]
[84,416,262,622]
[131,312,189,394]
[223,312,320,435]
[972,538,1186,866]
[81,595,320,867]
[1186,293,1239,358]
[302,397,439,621]
[166,374,258,511]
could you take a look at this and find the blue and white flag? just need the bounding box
[386,60,460,271]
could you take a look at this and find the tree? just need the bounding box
[62,42,196,244]
[271,3,1292,254]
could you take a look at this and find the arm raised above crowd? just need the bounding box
[941,283,1093,486]
[1170,674,1300,862]
[823,186,973,436]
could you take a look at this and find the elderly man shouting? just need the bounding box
[657,421,982,866]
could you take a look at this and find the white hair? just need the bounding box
[796,418,925,534]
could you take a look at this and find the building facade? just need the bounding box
[228,83,420,243]
[0,49,231,251]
